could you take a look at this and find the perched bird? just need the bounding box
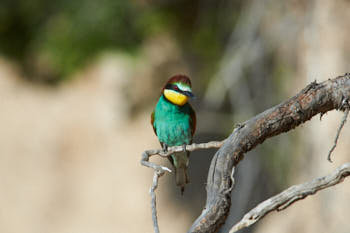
[151,74,196,194]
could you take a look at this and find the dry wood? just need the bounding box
[141,73,350,233]
[141,141,225,233]
[229,162,350,233]
[189,73,350,233]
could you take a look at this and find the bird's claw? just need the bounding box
[162,143,168,153]
[182,144,187,152]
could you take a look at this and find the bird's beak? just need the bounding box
[183,91,195,98]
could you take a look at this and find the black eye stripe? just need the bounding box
[165,83,179,91]
[164,83,194,98]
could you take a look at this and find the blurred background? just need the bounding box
[0,0,349,232]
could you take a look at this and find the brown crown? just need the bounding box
[165,74,192,87]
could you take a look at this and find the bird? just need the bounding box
[151,74,196,194]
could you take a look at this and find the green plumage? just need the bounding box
[151,74,196,194]
[153,95,193,146]
[152,94,195,194]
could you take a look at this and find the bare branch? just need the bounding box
[327,99,349,162]
[142,74,350,233]
[150,171,163,233]
[143,141,225,159]
[141,151,172,173]
[141,140,225,233]
[189,73,350,233]
[229,162,350,233]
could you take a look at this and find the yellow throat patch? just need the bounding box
[164,89,188,106]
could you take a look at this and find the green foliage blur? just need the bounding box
[0,0,151,82]
[0,0,240,84]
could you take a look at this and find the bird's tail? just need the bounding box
[175,167,189,195]
[170,151,190,195]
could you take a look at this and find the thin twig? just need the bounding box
[141,140,225,173]
[327,102,349,162]
[141,151,169,233]
[141,140,225,233]
[150,171,162,233]
[146,140,225,158]
[229,162,350,233]
[141,151,172,173]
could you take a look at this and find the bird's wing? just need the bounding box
[151,110,157,135]
[189,105,196,137]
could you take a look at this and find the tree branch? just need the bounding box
[142,74,350,233]
[229,162,350,233]
[141,141,225,233]
[142,141,225,159]
[189,73,350,233]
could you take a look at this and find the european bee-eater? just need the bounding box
[151,74,196,194]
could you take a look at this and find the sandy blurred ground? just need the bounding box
[0,56,195,233]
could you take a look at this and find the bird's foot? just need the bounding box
[162,143,168,153]
[182,144,187,152]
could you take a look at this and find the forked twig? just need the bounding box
[141,140,225,233]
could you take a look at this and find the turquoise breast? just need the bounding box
[153,95,192,146]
